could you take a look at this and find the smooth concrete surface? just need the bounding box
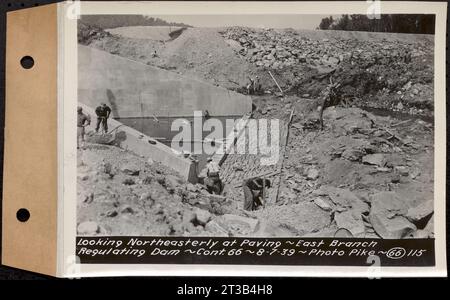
[78,45,252,118]
[79,103,198,183]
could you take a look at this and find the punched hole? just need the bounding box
[20,56,34,69]
[16,208,30,222]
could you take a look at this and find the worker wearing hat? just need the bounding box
[95,102,112,134]
[204,158,223,195]
[77,106,91,149]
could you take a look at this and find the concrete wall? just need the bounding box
[78,45,252,118]
[79,103,198,183]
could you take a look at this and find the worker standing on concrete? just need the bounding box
[95,103,112,134]
[204,158,223,195]
[243,177,271,211]
[77,106,91,149]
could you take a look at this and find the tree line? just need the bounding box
[318,14,435,34]
[80,15,191,29]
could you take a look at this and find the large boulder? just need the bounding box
[424,215,434,237]
[362,154,386,167]
[369,192,417,238]
[324,107,375,134]
[164,174,183,193]
[221,214,259,235]
[412,230,431,238]
[341,148,365,161]
[139,192,154,204]
[257,202,331,236]
[77,221,99,235]
[194,208,212,226]
[253,221,298,237]
[204,220,229,237]
[406,199,433,224]
[120,164,140,176]
[329,136,374,162]
[306,168,319,180]
[182,210,196,225]
[334,210,365,237]
[314,197,332,212]
[315,186,369,214]
[225,39,244,53]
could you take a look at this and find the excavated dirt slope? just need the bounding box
[79,23,258,90]
[106,26,182,41]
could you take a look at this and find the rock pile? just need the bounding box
[221,27,343,69]
[221,27,434,113]
[269,100,435,238]
[78,22,112,45]
[220,27,430,71]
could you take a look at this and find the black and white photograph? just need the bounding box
[60,1,447,275]
[0,0,446,279]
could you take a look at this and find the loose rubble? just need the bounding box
[220,27,433,116]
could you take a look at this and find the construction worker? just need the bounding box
[246,77,254,95]
[204,110,211,120]
[318,77,340,130]
[77,106,91,149]
[204,158,223,195]
[243,177,271,211]
[246,75,261,95]
[95,102,112,134]
[404,50,412,64]
[253,75,260,93]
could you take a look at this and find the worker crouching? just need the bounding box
[243,177,271,211]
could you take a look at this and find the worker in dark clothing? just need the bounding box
[243,177,271,211]
[404,50,412,64]
[246,75,261,95]
[77,106,91,149]
[318,77,340,130]
[95,103,112,134]
[253,75,261,93]
[204,110,211,120]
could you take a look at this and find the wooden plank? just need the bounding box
[268,71,284,94]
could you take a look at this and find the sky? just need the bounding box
[152,14,334,30]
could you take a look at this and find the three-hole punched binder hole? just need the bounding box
[20,56,34,69]
[16,209,30,222]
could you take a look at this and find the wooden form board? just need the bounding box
[2,4,58,276]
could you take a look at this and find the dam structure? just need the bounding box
[78,45,252,182]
